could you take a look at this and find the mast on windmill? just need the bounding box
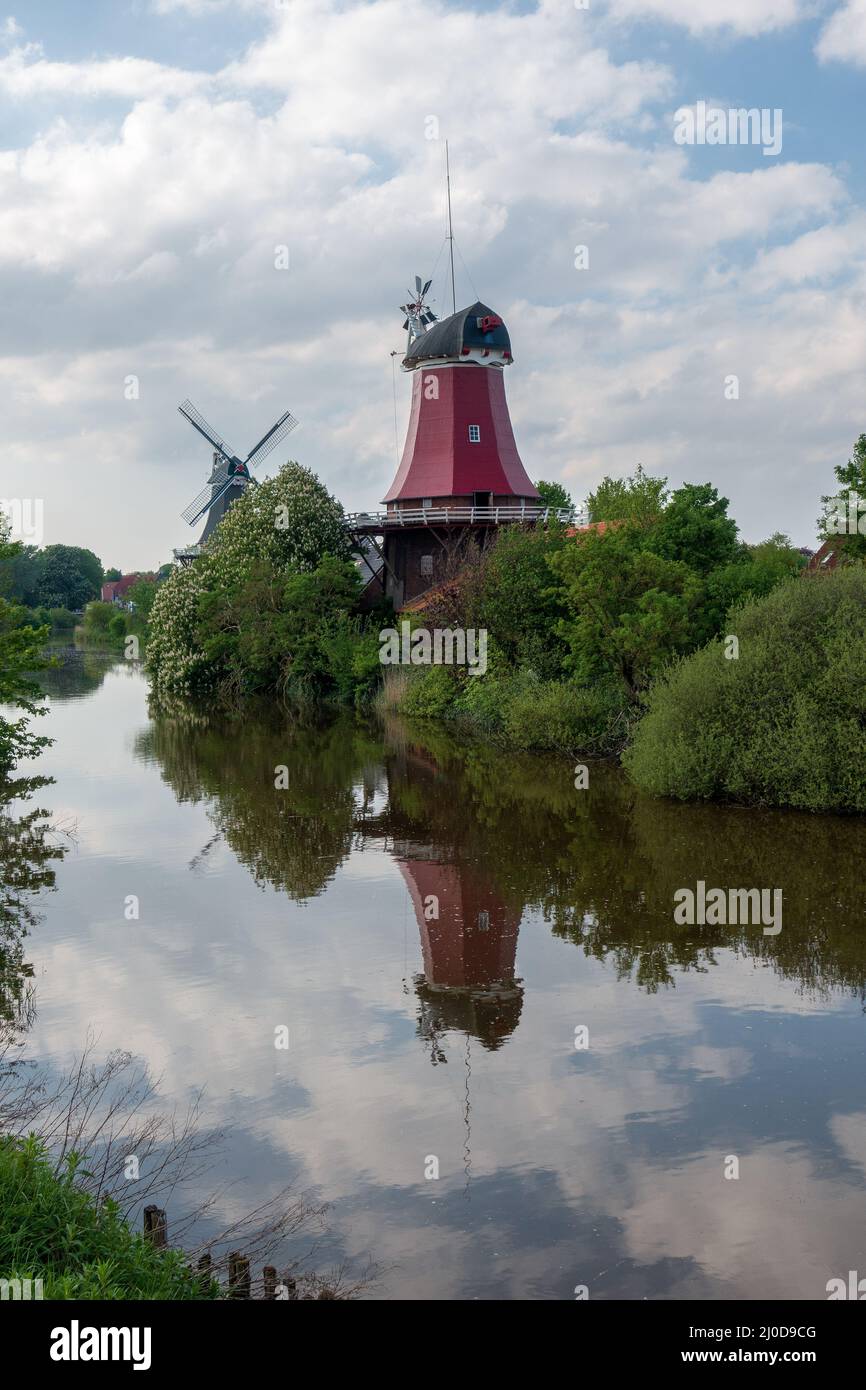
[173,400,298,564]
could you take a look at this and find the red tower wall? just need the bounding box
[383,366,539,504]
[397,859,520,989]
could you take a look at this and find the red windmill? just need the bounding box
[349,148,573,604]
[349,289,573,606]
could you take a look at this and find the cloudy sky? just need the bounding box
[2,0,866,570]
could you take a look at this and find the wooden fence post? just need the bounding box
[263,1266,277,1300]
[143,1206,167,1249]
[228,1251,251,1299]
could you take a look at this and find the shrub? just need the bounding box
[400,664,458,718]
[48,607,75,629]
[624,568,866,812]
[502,676,627,755]
[82,601,114,634]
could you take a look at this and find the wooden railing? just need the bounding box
[345,505,578,529]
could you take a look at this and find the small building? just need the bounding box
[101,573,154,605]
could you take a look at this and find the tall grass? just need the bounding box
[0,1135,216,1300]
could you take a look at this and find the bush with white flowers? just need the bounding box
[147,463,352,696]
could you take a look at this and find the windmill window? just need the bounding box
[420,554,433,577]
[468,425,481,443]
[477,910,490,932]
[422,498,432,509]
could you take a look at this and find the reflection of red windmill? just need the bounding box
[396,854,523,1054]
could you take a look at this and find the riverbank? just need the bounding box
[0,1136,215,1300]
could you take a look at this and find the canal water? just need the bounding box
[5,647,866,1299]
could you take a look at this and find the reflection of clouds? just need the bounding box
[31,870,866,1297]
[19,670,866,1298]
[610,1144,866,1300]
[684,1046,752,1083]
[830,1111,866,1181]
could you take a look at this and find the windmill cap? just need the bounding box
[403,301,512,368]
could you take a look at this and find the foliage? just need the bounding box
[0,536,51,774]
[47,607,76,629]
[818,432,866,560]
[103,567,122,582]
[704,533,806,637]
[400,664,458,719]
[549,523,703,699]
[127,580,158,624]
[147,464,353,698]
[534,479,573,511]
[470,524,572,679]
[624,567,866,812]
[35,545,103,610]
[81,601,114,635]
[197,555,363,703]
[585,464,668,528]
[450,666,627,754]
[0,1136,215,1300]
[646,482,741,575]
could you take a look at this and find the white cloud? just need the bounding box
[607,0,811,37]
[0,0,862,566]
[816,0,866,65]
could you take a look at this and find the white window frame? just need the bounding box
[468,424,481,443]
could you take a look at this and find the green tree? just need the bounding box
[818,433,866,559]
[1,545,43,606]
[534,480,573,512]
[127,579,157,625]
[586,465,668,528]
[473,525,571,679]
[0,525,51,775]
[646,482,740,575]
[549,523,702,699]
[147,463,352,696]
[705,533,806,634]
[37,546,103,610]
[103,567,122,583]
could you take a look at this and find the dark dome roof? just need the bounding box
[403,301,512,368]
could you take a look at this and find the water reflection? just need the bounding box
[0,782,65,1039]
[140,704,866,1016]
[22,667,866,1299]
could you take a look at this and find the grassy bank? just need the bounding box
[0,1136,216,1300]
[378,665,631,757]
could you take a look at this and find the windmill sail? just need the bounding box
[178,400,236,464]
[181,468,235,527]
[244,410,298,470]
[177,401,299,540]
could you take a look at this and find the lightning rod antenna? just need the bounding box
[446,140,456,316]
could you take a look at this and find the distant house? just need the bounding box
[101,574,155,605]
